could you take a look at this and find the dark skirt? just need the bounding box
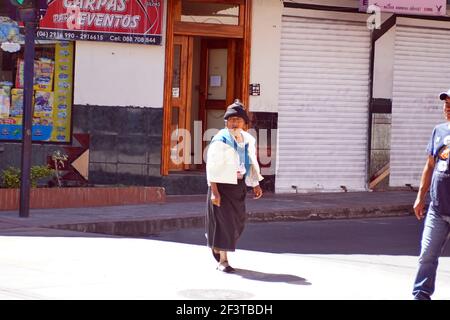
[205,179,247,251]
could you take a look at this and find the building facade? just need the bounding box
[1,0,450,195]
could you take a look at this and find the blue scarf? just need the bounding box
[211,129,251,176]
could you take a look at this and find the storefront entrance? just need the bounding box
[162,0,252,175]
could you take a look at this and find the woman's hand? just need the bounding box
[253,185,263,199]
[211,189,221,207]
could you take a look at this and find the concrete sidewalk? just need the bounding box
[0,190,417,237]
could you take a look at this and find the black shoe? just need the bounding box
[217,262,235,273]
[413,293,431,300]
[212,249,220,262]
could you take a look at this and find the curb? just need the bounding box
[49,204,413,237]
[248,204,413,221]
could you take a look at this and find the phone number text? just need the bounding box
[36,30,161,45]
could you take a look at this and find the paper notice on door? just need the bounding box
[172,87,180,98]
[210,75,222,87]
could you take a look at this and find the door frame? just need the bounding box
[198,38,236,131]
[169,35,194,171]
[161,0,252,175]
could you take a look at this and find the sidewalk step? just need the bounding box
[49,204,413,237]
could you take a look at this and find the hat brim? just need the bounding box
[223,106,249,123]
[440,92,449,100]
[224,115,249,123]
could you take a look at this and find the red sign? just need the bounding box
[37,0,163,45]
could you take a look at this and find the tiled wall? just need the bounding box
[73,105,163,186]
[0,141,61,173]
[250,112,278,193]
[0,105,163,188]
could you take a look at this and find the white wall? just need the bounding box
[74,41,166,108]
[373,16,450,100]
[373,26,395,99]
[249,0,282,112]
[73,0,167,108]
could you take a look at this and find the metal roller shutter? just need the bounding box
[276,15,371,193]
[390,25,450,187]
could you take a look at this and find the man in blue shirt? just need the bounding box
[412,89,450,300]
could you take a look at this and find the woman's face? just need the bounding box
[226,117,245,130]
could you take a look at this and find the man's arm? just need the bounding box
[413,155,435,220]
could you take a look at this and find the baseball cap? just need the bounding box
[439,89,450,100]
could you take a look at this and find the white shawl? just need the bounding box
[206,129,264,187]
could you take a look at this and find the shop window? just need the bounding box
[0,41,74,143]
[181,1,239,25]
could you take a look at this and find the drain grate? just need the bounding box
[177,289,253,300]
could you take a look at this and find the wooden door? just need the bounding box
[199,39,237,133]
[162,0,252,176]
[169,35,193,171]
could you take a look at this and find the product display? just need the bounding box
[52,41,73,142]
[10,88,23,119]
[0,17,23,43]
[0,82,11,118]
[0,41,73,142]
[34,58,54,92]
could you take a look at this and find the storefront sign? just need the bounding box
[360,0,447,16]
[37,0,163,45]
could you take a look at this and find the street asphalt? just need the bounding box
[0,216,449,300]
[0,190,448,300]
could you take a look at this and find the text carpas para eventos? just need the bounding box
[52,0,150,30]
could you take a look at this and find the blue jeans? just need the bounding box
[412,209,450,300]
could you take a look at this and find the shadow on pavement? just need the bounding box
[232,268,311,285]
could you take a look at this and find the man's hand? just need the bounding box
[413,197,426,220]
[211,190,221,207]
[413,156,434,221]
[253,185,263,199]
